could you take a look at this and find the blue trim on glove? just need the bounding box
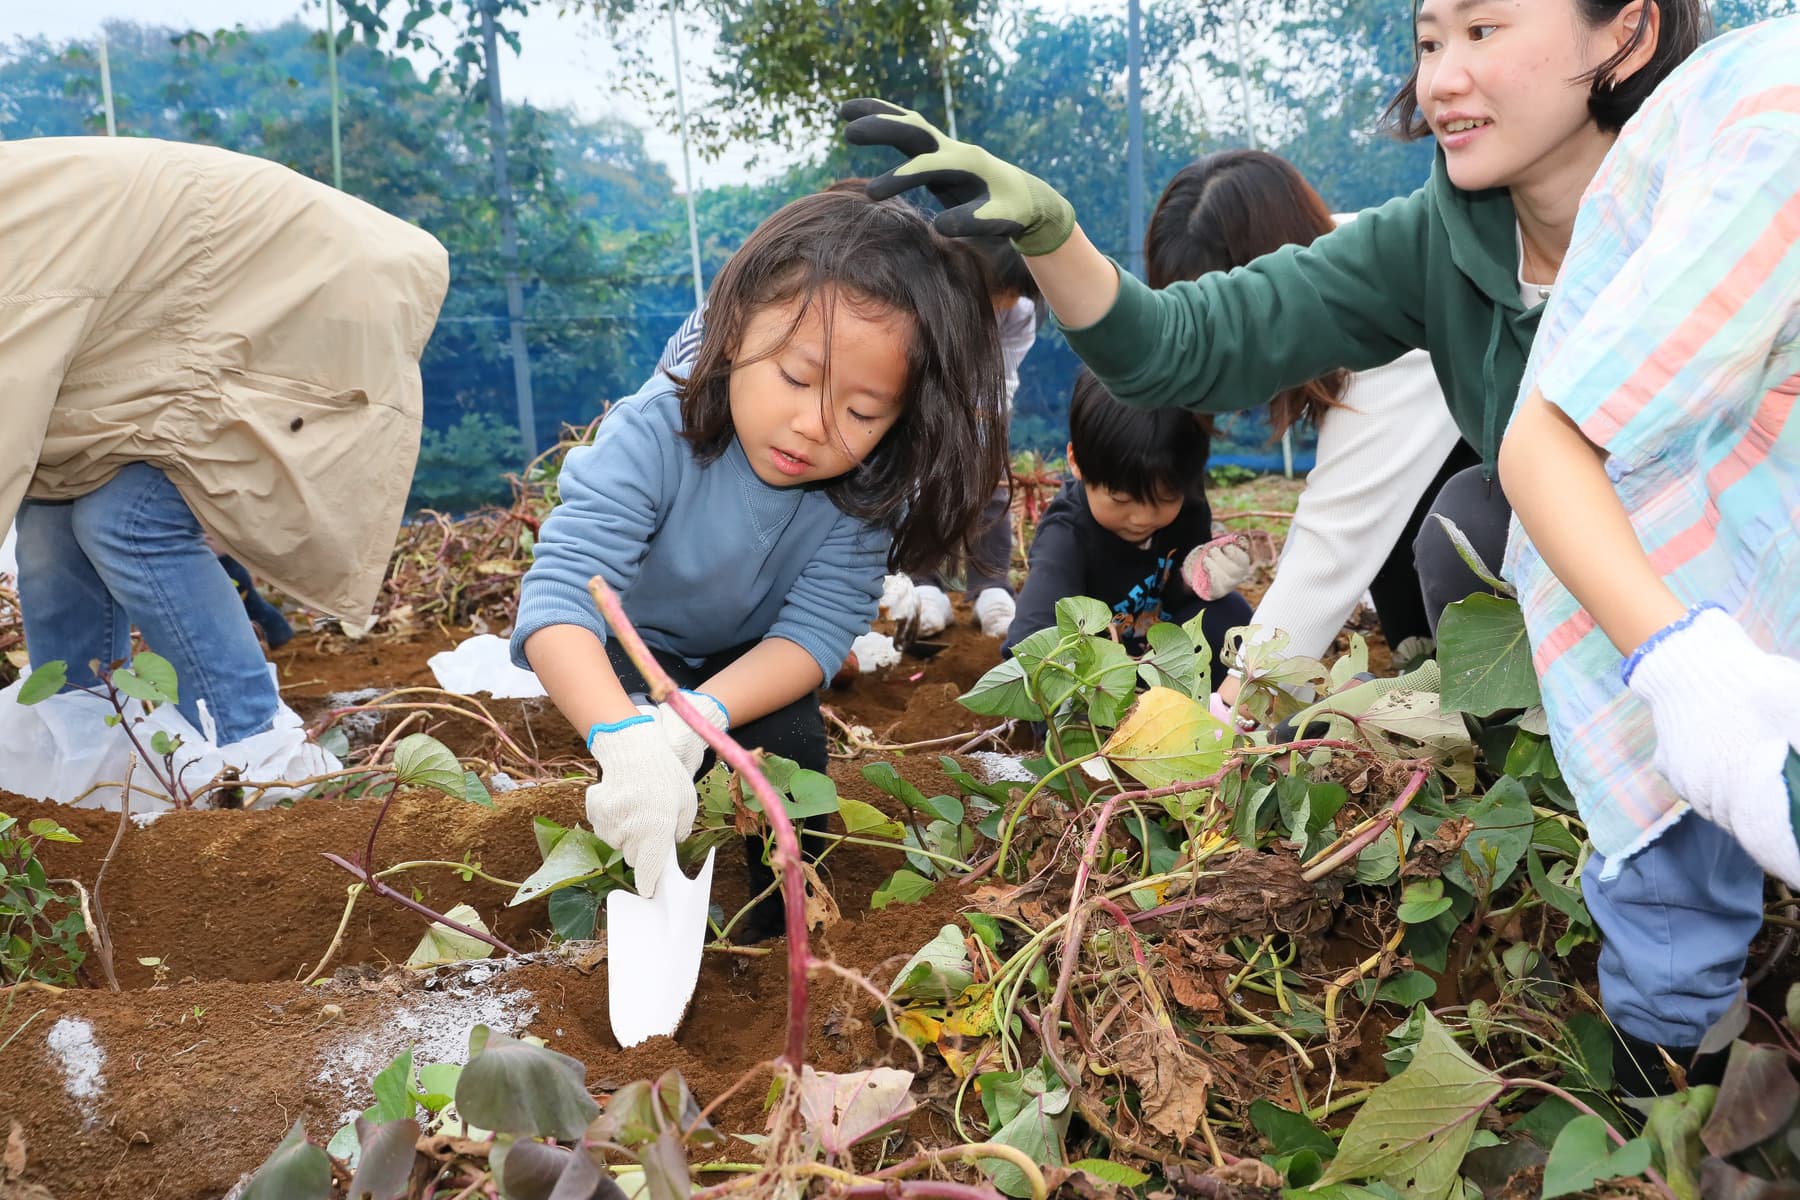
[1620,602,1725,686]
[588,712,654,750]
[682,689,731,727]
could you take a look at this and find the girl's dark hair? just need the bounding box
[675,189,1007,575]
[968,236,1043,306]
[1069,368,1211,505]
[1382,0,1709,139]
[1145,151,1349,435]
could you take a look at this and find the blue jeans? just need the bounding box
[16,463,279,744]
[1584,811,1766,1047]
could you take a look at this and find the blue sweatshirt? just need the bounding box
[510,373,889,680]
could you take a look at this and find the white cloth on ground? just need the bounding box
[0,664,338,812]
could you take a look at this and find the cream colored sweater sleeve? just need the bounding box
[1246,348,1463,661]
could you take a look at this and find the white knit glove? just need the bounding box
[913,585,954,637]
[586,715,699,897]
[880,574,919,623]
[973,588,1015,638]
[643,690,731,777]
[1624,605,1800,886]
[1182,533,1253,601]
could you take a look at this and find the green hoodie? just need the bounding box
[1062,150,1541,476]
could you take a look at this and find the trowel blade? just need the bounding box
[606,846,716,1049]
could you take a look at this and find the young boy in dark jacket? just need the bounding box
[1004,369,1251,680]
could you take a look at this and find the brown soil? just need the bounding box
[0,575,1461,1200]
[0,616,1011,1200]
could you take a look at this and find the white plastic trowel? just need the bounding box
[607,846,716,1048]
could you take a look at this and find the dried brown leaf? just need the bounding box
[800,861,841,931]
[1402,816,1475,879]
[1117,1012,1213,1141]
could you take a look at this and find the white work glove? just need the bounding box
[850,630,902,672]
[880,573,919,623]
[1624,605,1800,886]
[973,588,1015,638]
[640,690,731,777]
[913,585,954,637]
[1182,533,1254,601]
[585,715,699,898]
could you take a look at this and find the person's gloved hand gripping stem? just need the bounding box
[839,100,1124,330]
[528,624,821,898]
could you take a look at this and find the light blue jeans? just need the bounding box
[1584,811,1767,1047]
[16,463,279,744]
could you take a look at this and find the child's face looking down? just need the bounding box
[1067,447,1185,545]
[729,287,910,488]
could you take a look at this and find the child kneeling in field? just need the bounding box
[1498,16,1800,1097]
[1003,368,1251,684]
[511,190,1006,938]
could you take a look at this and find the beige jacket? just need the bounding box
[0,137,449,622]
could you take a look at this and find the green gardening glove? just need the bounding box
[839,98,1077,257]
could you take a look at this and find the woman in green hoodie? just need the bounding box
[843,0,1717,1099]
[840,0,1706,634]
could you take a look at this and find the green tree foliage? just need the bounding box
[1712,0,1800,28]
[696,0,986,152]
[11,0,1794,486]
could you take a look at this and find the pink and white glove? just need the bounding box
[1208,682,1257,733]
[1624,605,1800,886]
[1183,534,1254,601]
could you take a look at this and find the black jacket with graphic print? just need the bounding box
[1002,480,1213,657]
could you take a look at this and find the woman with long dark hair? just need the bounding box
[1144,150,1462,688]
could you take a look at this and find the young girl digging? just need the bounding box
[511,190,1006,938]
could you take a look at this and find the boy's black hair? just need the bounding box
[1068,368,1210,505]
[675,190,1007,576]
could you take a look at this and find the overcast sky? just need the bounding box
[12,0,802,187]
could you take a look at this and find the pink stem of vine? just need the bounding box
[1300,763,1430,882]
[319,852,520,956]
[589,577,812,1070]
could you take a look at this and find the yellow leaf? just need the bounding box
[896,1009,943,1046]
[937,1039,991,1080]
[1101,687,1229,794]
[474,559,521,576]
[941,983,999,1038]
[1193,831,1236,858]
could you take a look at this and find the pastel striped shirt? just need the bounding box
[1501,18,1800,872]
